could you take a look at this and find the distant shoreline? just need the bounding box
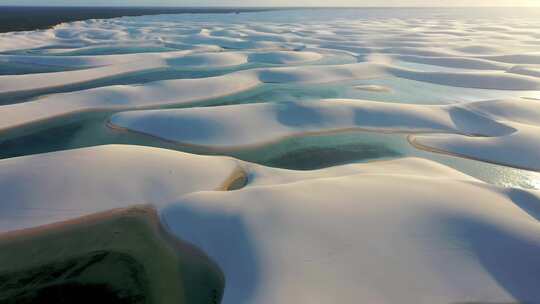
[1,6,538,34]
[0,6,280,33]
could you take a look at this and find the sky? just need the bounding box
[0,0,539,6]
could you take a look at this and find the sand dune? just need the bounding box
[111,98,540,171]
[162,157,540,304]
[0,143,539,303]
[387,66,540,90]
[1,9,540,304]
[2,12,539,132]
[0,143,488,234]
[0,145,242,231]
[108,98,512,147]
[0,58,167,95]
[0,48,215,68]
[2,58,539,132]
[0,63,385,131]
[411,123,540,171]
[411,99,540,171]
[0,49,327,95]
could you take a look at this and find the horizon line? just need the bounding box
[1,5,540,8]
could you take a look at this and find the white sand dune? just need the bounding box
[0,63,384,132]
[3,57,538,132]
[411,123,540,171]
[0,71,261,131]
[0,29,58,52]
[257,63,385,83]
[242,156,478,187]
[463,99,540,126]
[0,59,166,95]
[0,145,242,232]
[394,54,511,70]
[0,143,479,232]
[1,9,540,303]
[410,99,540,171]
[109,99,513,148]
[0,47,230,95]
[0,50,326,95]
[111,98,540,171]
[4,145,540,304]
[0,48,212,68]
[509,65,540,78]
[0,142,488,234]
[162,157,540,304]
[479,53,540,65]
[387,66,540,90]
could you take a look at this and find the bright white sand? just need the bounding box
[162,157,540,304]
[0,63,384,132]
[4,60,537,134]
[0,59,167,94]
[0,48,214,68]
[411,123,540,171]
[0,143,483,233]
[108,98,505,144]
[0,71,261,131]
[3,16,540,132]
[3,144,540,304]
[111,98,540,171]
[0,49,329,95]
[411,99,540,171]
[386,66,540,90]
[1,10,540,303]
[0,145,241,231]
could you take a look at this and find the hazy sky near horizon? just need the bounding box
[1,0,540,7]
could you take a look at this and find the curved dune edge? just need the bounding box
[0,205,224,304]
[1,57,539,132]
[0,144,245,232]
[161,159,540,304]
[394,54,512,70]
[110,98,540,171]
[386,65,540,90]
[409,99,540,172]
[0,144,478,233]
[407,134,540,172]
[108,116,424,154]
[0,62,383,132]
[0,58,167,95]
[0,50,324,95]
[3,144,540,303]
[108,98,509,150]
[1,11,540,304]
[409,123,540,173]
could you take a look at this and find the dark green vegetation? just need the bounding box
[0,206,224,304]
[0,6,274,33]
[0,252,148,304]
